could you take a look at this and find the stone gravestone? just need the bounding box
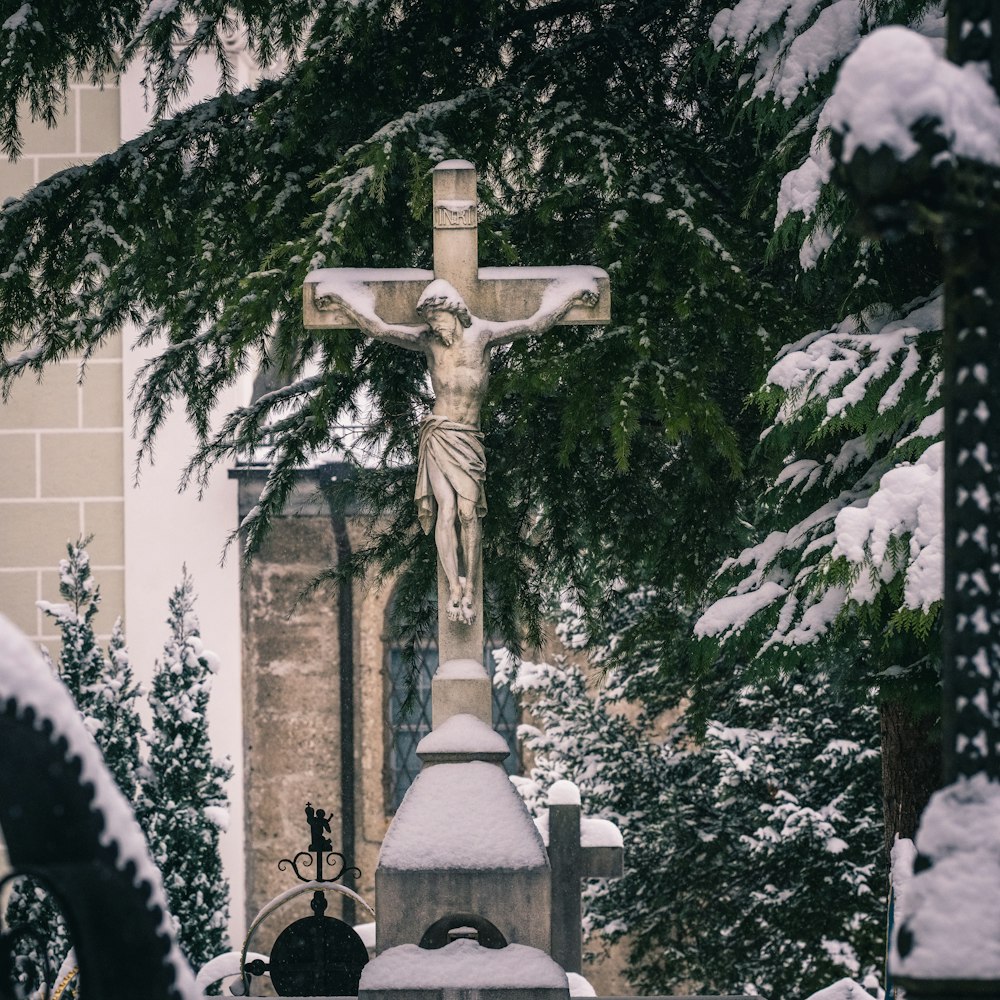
[539,781,625,975]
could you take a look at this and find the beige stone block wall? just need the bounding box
[0,83,124,645]
[3,84,120,198]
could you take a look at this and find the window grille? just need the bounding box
[387,644,519,812]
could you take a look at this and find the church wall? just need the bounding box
[236,466,418,946]
[0,86,126,651]
[241,505,344,926]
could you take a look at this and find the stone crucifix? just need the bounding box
[303,160,610,662]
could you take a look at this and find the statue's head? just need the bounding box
[417,279,472,343]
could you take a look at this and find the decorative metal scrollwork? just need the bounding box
[237,802,371,996]
[277,850,362,885]
[277,802,362,884]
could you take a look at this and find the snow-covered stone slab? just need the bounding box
[417,712,510,764]
[362,939,568,989]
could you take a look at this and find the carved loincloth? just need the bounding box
[415,415,487,535]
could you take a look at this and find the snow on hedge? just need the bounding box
[827,27,1000,167]
[710,0,865,106]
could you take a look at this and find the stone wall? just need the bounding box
[235,466,394,954]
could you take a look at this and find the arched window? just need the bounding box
[386,638,520,812]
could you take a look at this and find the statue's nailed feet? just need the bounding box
[461,590,476,625]
[447,585,464,624]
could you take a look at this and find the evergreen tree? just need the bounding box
[98,616,145,800]
[0,0,793,659]
[137,570,231,971]
[3,540,142,995]
[501,602,885,998]
[693,0,947,847]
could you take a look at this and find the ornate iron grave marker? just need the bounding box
[240,802,371,997]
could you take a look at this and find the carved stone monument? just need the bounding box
[304,159,610,670]
[302,160,617,1000]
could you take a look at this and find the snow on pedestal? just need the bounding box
[416,712,511,764]
[374,760,551,956]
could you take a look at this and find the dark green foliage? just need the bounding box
[0,0,792,656]
[503,604,886,997]
[695,0,947,705]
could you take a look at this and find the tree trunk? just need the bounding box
[879,701,941,860]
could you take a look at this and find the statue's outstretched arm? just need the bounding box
[484,275,600,346]
[316,293,427,351]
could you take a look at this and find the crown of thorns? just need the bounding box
[416,281,473,327]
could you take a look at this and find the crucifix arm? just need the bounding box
[483,274,601,347]
[315,291,427,352]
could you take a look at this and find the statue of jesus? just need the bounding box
[328,275,599,626]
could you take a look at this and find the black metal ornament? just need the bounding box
[278,802,362,885]
[269,913,370,997]
[242,802,369,997]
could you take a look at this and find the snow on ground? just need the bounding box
[0,614,198,999]
[360,939,568,989]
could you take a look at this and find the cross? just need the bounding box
[541,781,624,974]
[303,160,610,666]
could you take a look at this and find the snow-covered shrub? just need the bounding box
[500,605,885,998]
[136,570,231,973]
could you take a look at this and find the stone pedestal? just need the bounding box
[374,761,551,955]
[431,659,492,729]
